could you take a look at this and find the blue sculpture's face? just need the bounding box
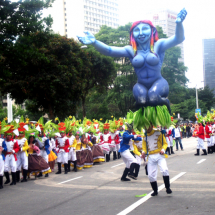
[133,23,151,44]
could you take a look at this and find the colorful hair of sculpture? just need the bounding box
[130,20,159,55]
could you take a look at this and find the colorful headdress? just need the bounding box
[18,122,26,133]
[103,123,110,130]
[0,120,11,134]
[93,121,99,130]
[89,125,96,135]
[36,117,52,133]
[35,122,44,131]
[125,110,134,130]
[130,20,159,55]
[58,122,66,133]
[29,133,35,137]
[4,125,15,135]
[118,119,124,127]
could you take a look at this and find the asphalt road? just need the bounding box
[1,137,215,215]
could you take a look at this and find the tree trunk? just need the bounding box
[48,103,55,121]
[82,96,86,119]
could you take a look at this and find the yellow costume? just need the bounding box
[142,129,168,158]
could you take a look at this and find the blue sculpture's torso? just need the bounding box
[130,50,164,89]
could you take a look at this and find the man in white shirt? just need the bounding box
[173,125,184,151]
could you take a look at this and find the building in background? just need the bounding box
[47,0,119,39]
[202,38,215,95]
[143,9,184,63]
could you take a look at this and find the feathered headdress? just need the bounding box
[125,110,134,130]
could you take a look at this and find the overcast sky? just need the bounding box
[118,0,215,88]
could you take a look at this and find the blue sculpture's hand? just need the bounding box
[77,31,96,45]
[176,8,187,23]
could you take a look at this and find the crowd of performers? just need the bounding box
[192,121,215,156]
[0,115,189,196]
[0,116,127,189]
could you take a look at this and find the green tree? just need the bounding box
[198,85,215,110]
[0,104,7,120]
[77,89,121,121]
[171,86,215,120]
[0,0,54,77]
[78,47,117,118]
[171,97,207,121]
[0,32,92,120]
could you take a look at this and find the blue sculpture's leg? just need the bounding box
[133,83,148,109]
[148,78,171,113]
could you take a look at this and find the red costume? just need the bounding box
[197,124,205,140]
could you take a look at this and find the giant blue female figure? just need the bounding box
[78,9,187,112]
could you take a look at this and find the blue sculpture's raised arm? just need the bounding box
[77,32,133,58]
[156,8,187,53]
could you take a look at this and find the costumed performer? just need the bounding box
[28,133,51,178]
[55,122,70,174]
[48,134,57,172]
[89,126,105,163]
[194,121,207,156]
[100,123,111,162]
[119,122,141,181]
[3,125,20,186]
[132,130,145,178]
[16,121,29,182]
[81,134,93,169]
[141,125,172,196]
[67,128,77,172]
[35,118,51,177]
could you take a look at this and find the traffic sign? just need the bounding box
[195,109,201,115]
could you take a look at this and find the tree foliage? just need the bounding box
[0,0,54,75]
[171,97,207,121]
[77,46,117,117]
[171,86,215,120]
[0,32,92,120]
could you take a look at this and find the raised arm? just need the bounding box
[156,8,187,53]
[77,32,133,58]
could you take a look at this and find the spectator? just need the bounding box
[183,124,187,138]
[181,124,185,138]
[173,124,184,151]
[186,124,191,138]
[191,125,195,136]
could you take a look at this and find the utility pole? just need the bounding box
[196,84,199,109]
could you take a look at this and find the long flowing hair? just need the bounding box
[130,20,159,56]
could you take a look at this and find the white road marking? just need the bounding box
[197,159,206,164]
[117,172,186,215]
[111,163,124,168]
[58,176,83,184]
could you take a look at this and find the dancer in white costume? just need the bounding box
[141,125,172,196]
[16,122,29,182]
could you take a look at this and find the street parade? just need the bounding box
[1,109,215,192]
[1,0,215,214]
